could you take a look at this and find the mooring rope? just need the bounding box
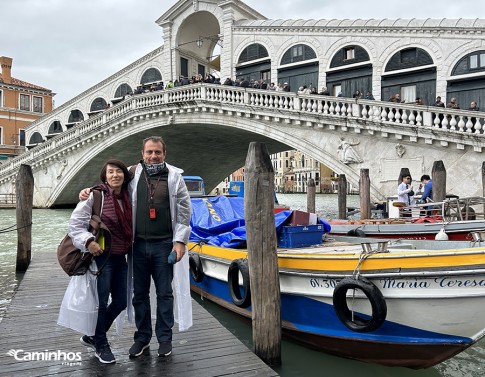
[0,222,33,234]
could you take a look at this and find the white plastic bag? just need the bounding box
[57,261,99,335]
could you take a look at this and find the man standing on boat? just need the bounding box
[418,175,433,203]
[397,175,415,216]
[418,174,433,215]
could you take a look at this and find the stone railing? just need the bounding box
[2,83,485,184]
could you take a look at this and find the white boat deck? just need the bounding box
[276,236,485,256]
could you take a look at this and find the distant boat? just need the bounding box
[188,196,485,369]
[329,196,485,241]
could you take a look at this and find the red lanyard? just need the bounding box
[143,170,162,203]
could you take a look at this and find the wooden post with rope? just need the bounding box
[244,142,281,366]
[338,174,347,219]
[307,178,316,214]
[16,164,34,272]
[360,169,371,219]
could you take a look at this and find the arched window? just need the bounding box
[29,132,44,145]
[90,98,107,112]
[68,110,84,123]
[329,45,370,68]
[48,121,63,134]
[237,44,269,64]
[452,51,485,76]
[280,44,316,66]
[141,68,162,84]
[385,47,433,72]
[115,83,133,97]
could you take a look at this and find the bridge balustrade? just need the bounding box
[2,83,485,185]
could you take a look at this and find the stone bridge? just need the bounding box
[1,83,485,208]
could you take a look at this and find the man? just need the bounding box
[418,174,433,203]
[468,101,480,111]
[433,96,445,107]
[80,136,193,359]
[418,174,433,216]
[397,175,415,217]
[128,136,192,358]
[446,97,460,109]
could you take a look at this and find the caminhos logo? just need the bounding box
[6,349,82,362]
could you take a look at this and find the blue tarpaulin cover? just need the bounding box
[189,196,331,248]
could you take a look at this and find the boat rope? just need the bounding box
[352,249,376,279]
[188,242,205,252]
[0,222,32,234]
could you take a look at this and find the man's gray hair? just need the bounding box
[142,136,166,152]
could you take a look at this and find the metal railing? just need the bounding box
[0,193,16,206]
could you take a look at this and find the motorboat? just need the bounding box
[329,196,485,241]
[188,195,485,368]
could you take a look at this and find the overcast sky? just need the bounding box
[2,0,485,107]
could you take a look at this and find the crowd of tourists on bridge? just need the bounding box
[387,92,480,111]
[125,74,481,111]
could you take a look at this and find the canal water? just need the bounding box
[0,194,483,376]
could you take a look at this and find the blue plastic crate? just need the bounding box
[277,225,324,248]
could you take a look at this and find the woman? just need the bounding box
[67,159,132,364]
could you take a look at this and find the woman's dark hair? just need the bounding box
[100,159,131,188]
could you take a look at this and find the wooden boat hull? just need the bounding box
[188,242,485,368]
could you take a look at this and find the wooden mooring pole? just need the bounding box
[244,142,282,366]
[16,164,34,272]
[432,160,446,202]
[307,178,316,214]
[338,174,347,219]
[360,169,371,219]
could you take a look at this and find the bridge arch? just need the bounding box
[235,43,271,82]
[67,109,85,127]
[234,37,275,81]
[377,43,438,104]
[47,120,63,136]
[114,83,133,97]
[175,10,222,79]
[90,97,108,112]
[446,47,485,109]
[274,37,322,91]
[28,131,43,146]
[140,67,162,84]
[45,106,390,207]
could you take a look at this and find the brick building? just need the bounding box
[0,56,54,160]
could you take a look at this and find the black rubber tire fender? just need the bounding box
[347,228,366,237]
[333,276,387,332]
[189,253,204,283]
[227,258,251,308]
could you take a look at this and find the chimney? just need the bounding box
[0,56,13,84]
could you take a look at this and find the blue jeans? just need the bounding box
[93,253,127,349]
[132,237,174,344]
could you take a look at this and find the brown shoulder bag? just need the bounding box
[57,189,112,276]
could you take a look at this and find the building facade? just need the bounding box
[0,56,53,159]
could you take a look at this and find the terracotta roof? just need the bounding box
[0,75,52,92]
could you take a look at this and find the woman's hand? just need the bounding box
[88,240,103,256]
[79,188,91,201]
